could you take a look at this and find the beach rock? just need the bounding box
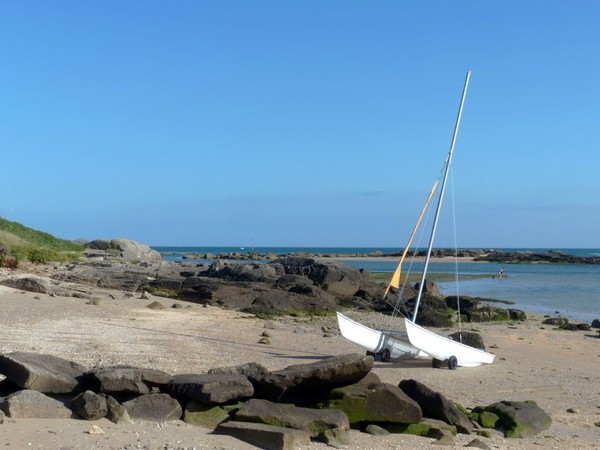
[365,423,389,436]
[104,395,131,424]
[271,257,367,297]
[167,373,254,404]
[447,331,487,351]
[479,400,551,438]
[203,261,281,282]
[542,317,569,327]
[214,421,311,450]
[71,390,108,420]
[122,393,182,421]
[0,352,86,394]
[249,354,373,403]
[183,401,229,429]
[0,275,53,293]
[399,379,473,434]
[321,381,422,425]
[208,362,268,378]
[236,398,349,438]
[0,389,74,418]
[508,309,527,321]
[109,238,162,262]
[80,366,173,394]
[591,319,600,328]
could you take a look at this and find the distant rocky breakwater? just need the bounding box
[166,248,600,265]
[167,248,487,261]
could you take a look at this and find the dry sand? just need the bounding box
[0,276,599,449]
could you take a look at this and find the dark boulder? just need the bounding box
[250,354,373,404]
[122,393,182,421]
[320,381,422,425]
[479,400,551,438]
[272,257,367,297]
[235,398,349,438]
[507,309,527,321]
[207,362,268,378]
[591,319,600,329]
[0,389,74,418]
[399,379,473,434]
[80,366,173,395]
[167,373,254,405]
[214,421,311,450]
[447,331,487,351]
[71,390,108,420]
[0,352,86,394]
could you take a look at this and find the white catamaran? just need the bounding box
[337,70,495,369]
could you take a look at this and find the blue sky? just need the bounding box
[1,1,599,248]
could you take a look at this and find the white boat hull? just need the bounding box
[404,318,495,367]
[336,312,423,360]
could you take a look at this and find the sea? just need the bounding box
[153,247,600,323]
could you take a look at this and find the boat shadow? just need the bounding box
[376,358,435,369]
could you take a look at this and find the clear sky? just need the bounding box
[1,1,599,248]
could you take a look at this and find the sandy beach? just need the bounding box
[0,277,598,449]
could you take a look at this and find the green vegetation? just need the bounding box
[0,217,84,265]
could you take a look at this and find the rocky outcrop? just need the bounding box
[272,257,368,297]
[85,239,162,262]
[0,351,554,448]
[474,250,600,264]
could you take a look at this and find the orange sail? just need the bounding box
[384,179,439,297]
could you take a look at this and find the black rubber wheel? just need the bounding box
[448,355,458,370]
[366,351,375,357]
[381,349,391,362]
[431,358,443,369]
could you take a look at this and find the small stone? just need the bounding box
[257,337,270,345]
[365,424,389,436]
[261,331,270,337]
[88,425,105,435]
[141,291,152,300]
[465,438,492,449]
[146,301,165,310]
[566,408,579,413]
[594,422,600,427]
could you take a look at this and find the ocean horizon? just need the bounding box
[153,246,600,324]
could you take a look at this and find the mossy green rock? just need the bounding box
[321,382,422,424]
[183,401,229,429]
[477,411,499,429]
[482,400,551,438]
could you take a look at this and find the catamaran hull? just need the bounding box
[404,318,495,367]
[336,312,423,360]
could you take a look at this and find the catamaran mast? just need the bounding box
[411,70,471,322]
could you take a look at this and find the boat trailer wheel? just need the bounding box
[447,356,458,370]
[381,349,391,362]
